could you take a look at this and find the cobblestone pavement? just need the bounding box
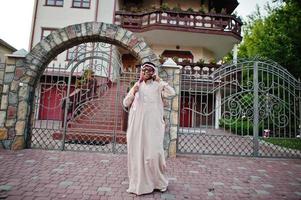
[0,149,300,200]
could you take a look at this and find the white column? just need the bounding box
[215,89,221,129]
[233,44,238,65]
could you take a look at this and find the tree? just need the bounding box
[238,0,301,78]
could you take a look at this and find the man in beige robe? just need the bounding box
[123,62,176,195]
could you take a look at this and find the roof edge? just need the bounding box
[0,39,17,52]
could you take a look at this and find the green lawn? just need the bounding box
[263,138,301,150]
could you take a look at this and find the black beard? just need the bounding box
[142,73,154,81]
[144,76,152,81]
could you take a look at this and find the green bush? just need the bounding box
[186,8,194,12]
[196,58,205,66]
[198,5,208,14]
[219,118,264,136]
[172,4,182,12]
[160,3,169,11]
[263,138,301,150]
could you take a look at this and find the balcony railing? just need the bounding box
[123,62,221,77]
[115,10,242,38]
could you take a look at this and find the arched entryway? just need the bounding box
[2,22,160,151]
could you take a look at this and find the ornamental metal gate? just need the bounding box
[30,42,134,153]
[177,59,301,158]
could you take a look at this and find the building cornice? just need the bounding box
[0,39,17,52]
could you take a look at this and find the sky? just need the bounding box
[0,0,270,51]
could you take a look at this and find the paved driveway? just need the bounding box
[0,149,300,200]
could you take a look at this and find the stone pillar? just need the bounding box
[215,89,222,129]
[0,55,29,150]
[159,58,180,158]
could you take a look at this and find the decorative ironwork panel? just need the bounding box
[177,59,301,158]
[30,70,68,150]
[255,60,301,158]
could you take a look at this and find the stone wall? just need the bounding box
[160,59,180,158]
[0,56,30,150]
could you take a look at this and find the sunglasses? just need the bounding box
[141,67,155,73]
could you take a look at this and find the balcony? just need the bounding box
[115,10,242,40]
[124,61,221,75]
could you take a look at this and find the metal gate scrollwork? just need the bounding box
[177,59,301,158]
[30,42,134,153]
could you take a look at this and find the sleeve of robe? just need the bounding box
[159,80,176,98]
[123,82,138,108]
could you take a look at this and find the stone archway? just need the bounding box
[0,22,160,150]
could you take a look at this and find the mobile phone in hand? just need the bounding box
[152,74,156,81]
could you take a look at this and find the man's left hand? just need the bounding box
[154,75,161,82]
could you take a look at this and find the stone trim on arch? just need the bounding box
[25,22,159,85]
[0,22,160,150]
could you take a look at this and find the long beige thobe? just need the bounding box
[123,79,176,195]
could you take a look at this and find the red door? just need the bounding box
[39,86,64,120]
[180,97,193,127]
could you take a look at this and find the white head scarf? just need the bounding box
[141,62,157,76]
[132,62,157,110]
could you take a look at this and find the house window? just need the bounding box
[72,0,90,8]
[161,50,194,63]
[66,44,86,61]
[45,0,64,6]
[41,28,57,40]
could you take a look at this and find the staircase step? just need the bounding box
[66,128,125,134]
[75,114,124,120]
[52,130,126,144]
[74,119,122,126]
[68,123,122,130]
[77,108,123,113]
[63,83,129,136]
[74,104,124,111]
[77,112,124,118]
[76,116,124,122]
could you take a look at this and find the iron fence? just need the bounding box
[28,48,301,158]
[30,42,134,153]
[177,59,301,158]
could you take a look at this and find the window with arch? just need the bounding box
[72,0,91,8]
